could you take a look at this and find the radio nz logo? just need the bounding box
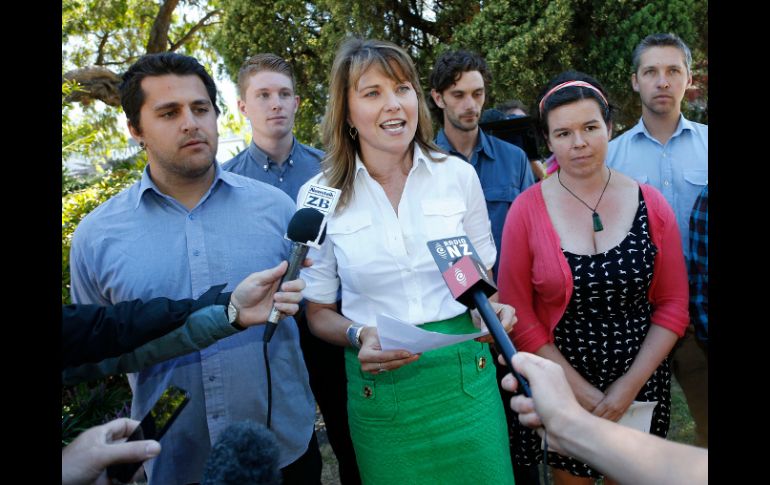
[435,243,448,259]
[454,267,467,287]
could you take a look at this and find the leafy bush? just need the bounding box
[62,377,133,446]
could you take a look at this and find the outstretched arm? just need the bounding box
[501,352,707,485]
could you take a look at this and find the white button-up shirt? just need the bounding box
[299,144,496,326]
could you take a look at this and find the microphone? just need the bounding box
[200,420,281,485]
[438,253,532,397]
[263,207,326,342]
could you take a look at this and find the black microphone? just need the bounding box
[263,207,326,342]
[200,420,281,485]
[439,254,532,397]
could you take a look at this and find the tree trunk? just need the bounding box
[146,0,180,54]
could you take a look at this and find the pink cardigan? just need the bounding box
[498,182,689,353]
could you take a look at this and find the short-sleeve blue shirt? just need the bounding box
[606,115,708,252]
[69,164,316,485]
[221,137,323,203]
[435,129,535,280]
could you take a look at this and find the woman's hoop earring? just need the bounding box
[348,126,358,140]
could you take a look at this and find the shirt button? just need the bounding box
[289,159,294,166]
[664,180,670,186]
[363,385,373,398]
[478,356,487,370]
[209,375,216,382]
[279,177,283,182]
[189,214,195,220]
[193,249,200,256]
[263,164,268,171]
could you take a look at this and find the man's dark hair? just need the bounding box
[497,99,527,115]
[428,50,492,123]
[632,33,692,74]
[119,52,220,132]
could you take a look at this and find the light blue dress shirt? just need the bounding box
[221,137,323,203]
[435,129,535,280]
[69,164,316,485]
[606,115,708,252]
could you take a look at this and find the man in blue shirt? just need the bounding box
[429,50,535,281]
[69,53,320,485]
[222,53,360,484]
[606,33,708,448]
[221,53,323,202]
[429,49,537,485]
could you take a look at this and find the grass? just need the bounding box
[668,376,697,445]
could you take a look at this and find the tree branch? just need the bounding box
[146,0,180,54]
[94,31,111,66]
[392,1,442,41]
[62,67,122,107]
[168,9,222,52]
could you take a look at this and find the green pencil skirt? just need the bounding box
[345,311,515,485]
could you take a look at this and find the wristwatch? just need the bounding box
[227,299,245,331]
[346,323,366,349]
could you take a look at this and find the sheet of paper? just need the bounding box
[541,400,658,450]
[376,314,488,354]
[617,400,657,433]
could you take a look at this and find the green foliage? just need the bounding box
[62,79,128,178]
[213,0,707,142]
[62,377,133,446]
[451,0,708,130]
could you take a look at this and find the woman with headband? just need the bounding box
[497,71,689,484]
[298,38,515,484]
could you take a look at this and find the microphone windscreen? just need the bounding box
[286,207,326,245]
[201,420,281,485]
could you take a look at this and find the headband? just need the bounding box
[538,80,609,117]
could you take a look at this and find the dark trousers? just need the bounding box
[295,307,361,484]
[281,432,323,485]
[492,346,541,485]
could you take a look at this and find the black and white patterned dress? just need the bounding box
[510,188,672,478]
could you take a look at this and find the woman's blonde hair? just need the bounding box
[321,37,442,210]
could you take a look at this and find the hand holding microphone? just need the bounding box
[263,208,326,342]
[229,261,309,328]
[471,302,516,344]
[428,237,531,397]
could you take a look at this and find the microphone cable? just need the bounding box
[264,340,272,429]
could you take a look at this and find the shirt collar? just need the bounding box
[436,128,494,163]
[248,137,298,170]
[353,143,435,180]
[632,113,693,142]
[134,162,244,209]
